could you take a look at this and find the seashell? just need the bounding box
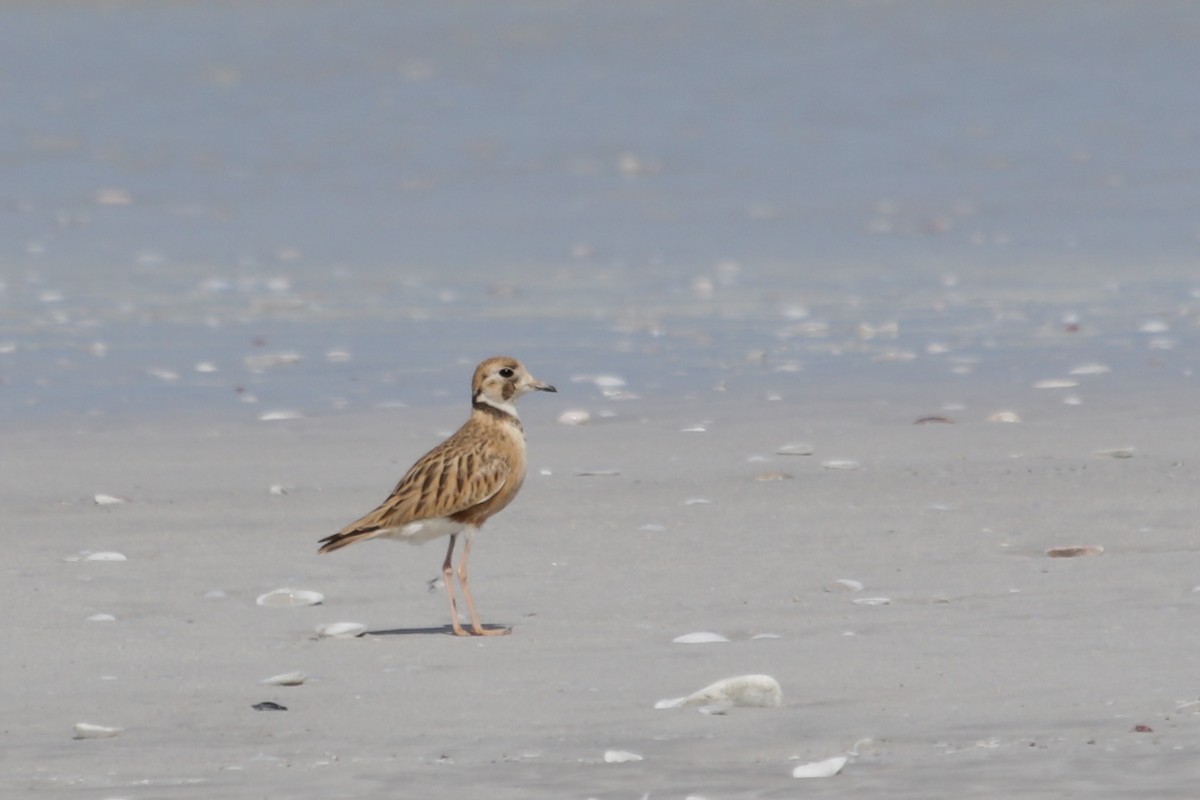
[1069,363,1110,375]
[776,442,814,456]
[1139,320,1169,334]
[84,551,127,562]
[603,750,644,763]
[73,722,122,739]
[244,352,302,372]
[257,588,324,608]
[914,416,955,425]
[1046,545,1103,558]
[325,349,353,363]
[822,460,861,470]
[852,596,891,606]
[574,469,621,477]
[1094,447,1134,459]
[672,631,729,644]
[1033,379,1079,389]
[93,494,129,506]
[751,632,781,640]
[681,425,707,433]
[683,497,712,505]
[792,755,848,778]
[826,578,864,593]
[87,613,116,622]
[194,361,218,373]
[251,701,287,711]
[655,674,782,710]
[986,411,1021,423]
[557,409,591,425]
[268,484,289,495]
[754,471,793,481]
[259,410,304,421]
[259,671,306,686]
[315,622,366,638]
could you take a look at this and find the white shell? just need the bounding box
[557,409,591,425]
[986,410,1022,423]
[776,442,814,456]
[316,622,366,638]
[792,755,848,778]
[93,494,128,506]
[259,671,306,686]
[672,631,729,644]
[1033,379,1079,389]
[822,460,861,470]
[84,551,127,562]
[73,722,122,739]
[87,613,116,622]
[603,750,644,763]
[852,596,892,606]
[1069,363,1110,375]
[826,578,864,593]
[259,409,304,421]
[655,674,782,710]
[256,588,324,608]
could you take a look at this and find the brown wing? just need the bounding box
[318,434,512,552]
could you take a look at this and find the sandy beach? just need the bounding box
[3,1,1200,796]
[6,374,1200,797]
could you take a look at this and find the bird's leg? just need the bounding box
[457,531,510,636]
[441,533,468,637]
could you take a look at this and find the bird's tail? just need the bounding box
[317,528,380,554]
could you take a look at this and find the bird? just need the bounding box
[318,356,556,636]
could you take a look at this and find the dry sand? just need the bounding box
[6,380,1200,798]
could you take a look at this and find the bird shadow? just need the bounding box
[366,624,511,637]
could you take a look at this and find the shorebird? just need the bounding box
[318,356,556,636]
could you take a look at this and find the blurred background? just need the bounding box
[1,1,1197,419]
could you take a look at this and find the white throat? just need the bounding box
[475,393,520,419]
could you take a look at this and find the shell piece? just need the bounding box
[1033,379,1079,389]
[73,722,122,740]
[259,671,306,686]
[256,588,324,608]
[776,443,814,456]
[821,460,861,470]
[655,674,783,710]
[84,552,127,562]
[259,410,304,421]
[986,411,1021,423]
[316,622,366,638]
[1046,545,1104,558]
[87,613,117,622]
[603,750,644,763]
[852,597,891,606]
[93,494,129,506]
[557,409,591,425]
[826,578,864,593]
[792,755,848,778]
[672,631,729,644]
[1094,447,1134,459]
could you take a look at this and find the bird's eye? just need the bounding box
[499,367,514,378]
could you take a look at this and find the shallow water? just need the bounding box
[1,1,1198,422]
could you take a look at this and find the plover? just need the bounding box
[318,356,556,636]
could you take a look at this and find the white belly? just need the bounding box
[377,517,465,545]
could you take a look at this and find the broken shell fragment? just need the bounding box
[1046,545,1104,558]
[257,588,324,607]
[776,443,814,456]
[1094,447,1134,459]
[792,755,848,778]
[73,722,122,740]
[315,622,366,638]
[986,411,1021,423]
[655,674,783,710]
[603,750,644,763]
[672,631,729,644]
[259,671,306,686]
